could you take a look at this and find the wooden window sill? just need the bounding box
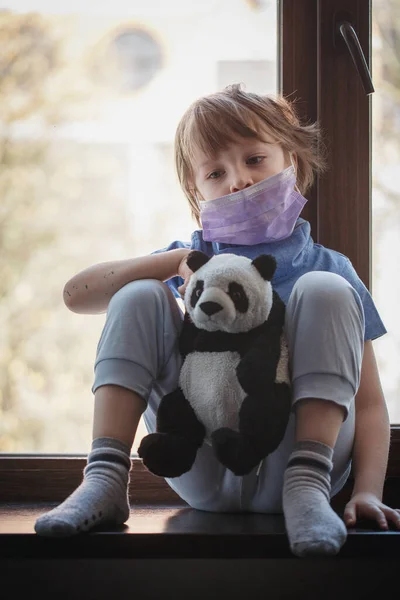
[1,428,400,560]
[1,425,399,504]
[1,502,400,560]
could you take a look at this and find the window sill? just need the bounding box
[1,503,400,560]
[1,427,399,561]
[1,426,399,504]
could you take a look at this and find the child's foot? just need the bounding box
[34,437,131,537]
[282,440,347,557]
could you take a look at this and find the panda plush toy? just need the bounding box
[138,250,291,477]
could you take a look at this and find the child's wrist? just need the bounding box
[177,248,191,277]
[351,480,384,501]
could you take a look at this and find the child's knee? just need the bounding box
[292,271,359,308]
[108,279,177,319]
[93,280,182,399]
[287,271,365,334]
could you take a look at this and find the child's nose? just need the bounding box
[230,174,254,194]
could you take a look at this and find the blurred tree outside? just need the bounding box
[0,12,63,447]
[372,0,400,421]
[373,0,400,221]
[0,12,133,452]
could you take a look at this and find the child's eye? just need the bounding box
[208,170,224,179]
[247,156,264,165]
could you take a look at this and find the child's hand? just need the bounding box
[344,492,400,530]
[177,251,193,298]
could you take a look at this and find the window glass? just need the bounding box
[0,0,277,452]
[372,0,400,423]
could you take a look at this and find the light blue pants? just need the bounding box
[92,272,365,513]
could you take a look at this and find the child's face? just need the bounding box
[192,132,290,202]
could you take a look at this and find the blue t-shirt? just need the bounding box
[153,218,386,341]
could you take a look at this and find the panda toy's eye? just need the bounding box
[228,282,249,313]
[190,280,204,308]
[232,290,243,301]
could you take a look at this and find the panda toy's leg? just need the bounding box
[211,382,291,476]
[138,387,206,478]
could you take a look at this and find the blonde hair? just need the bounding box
[174,83,326,227]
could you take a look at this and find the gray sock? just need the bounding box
[282,440,347,557]
[34,437,131,537]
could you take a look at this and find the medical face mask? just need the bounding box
[199,165,307,245]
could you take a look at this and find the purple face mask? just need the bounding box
[199,166,307,245]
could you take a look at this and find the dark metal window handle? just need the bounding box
[334,14,375,95]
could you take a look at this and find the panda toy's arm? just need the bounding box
[178,312,200,359]
[236,292,288,398]
[236,329,283,397]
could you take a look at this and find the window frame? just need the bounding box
[1,425,400,504]
[279,0,400,470]
[1,0,399,502]
[279,0,371,286]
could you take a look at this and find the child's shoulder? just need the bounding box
[311,241,351,271]
[277,219,354,282]
[310,240,368,296]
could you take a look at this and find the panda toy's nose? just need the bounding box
[199,301,223,316]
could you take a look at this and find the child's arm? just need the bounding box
[343,340,400,529]
[63,248,191,315]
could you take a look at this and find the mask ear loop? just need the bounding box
[192,189,204,228]
[290,153,301,194]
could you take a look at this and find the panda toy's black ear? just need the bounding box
[251,254,277,281]
[186,250,210,273]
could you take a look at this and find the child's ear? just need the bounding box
[289,152,298,174]
[251,254,276,281]
[187,250,210,272]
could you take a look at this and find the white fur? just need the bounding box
[179,351,245,440]
[186,254,273,333]
[276,334,290,384]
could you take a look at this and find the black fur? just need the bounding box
[190,280,204,309]
[228,282,248,312]
[199,301,223,316]
[138,387,206,478]
[186,250,210,273]
[252,254,277,281]
[212,382,291,475]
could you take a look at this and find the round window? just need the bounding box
[105,28,163,92]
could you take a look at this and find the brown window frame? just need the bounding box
[1,425,400,505]
[1,0,399,503]
[279,0,400,478]
[280,0,371,285]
